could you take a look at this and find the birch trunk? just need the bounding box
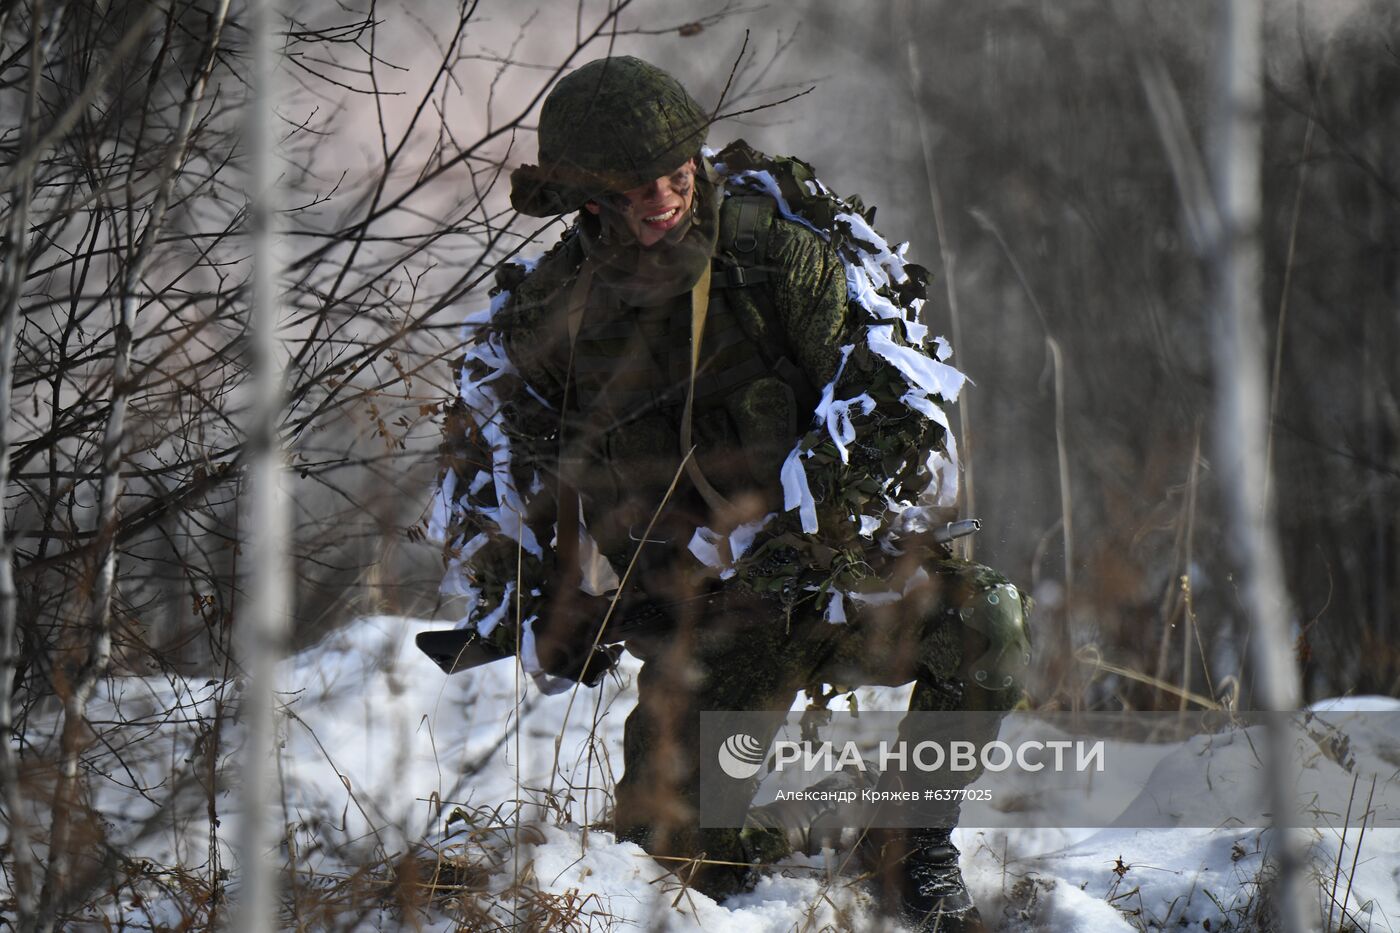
[0,4,51,922]
[232,0,290,929]
[1208,1,1309,928]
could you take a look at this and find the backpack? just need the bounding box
[694,141,967,616]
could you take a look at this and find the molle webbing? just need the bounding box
[692,194,778,405]
[560,191,814,520]
[714,195,774,289]
[570,298,773,416]
[566,194,781,419]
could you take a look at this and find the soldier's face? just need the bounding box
[585,159,696,248]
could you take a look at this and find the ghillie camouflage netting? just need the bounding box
[430,141,967,679]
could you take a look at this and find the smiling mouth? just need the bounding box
[643,207,679,225]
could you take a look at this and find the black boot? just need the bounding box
[863,828,986,932]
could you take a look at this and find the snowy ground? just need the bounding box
[269,617,1400,931]
[14,615,1400,930]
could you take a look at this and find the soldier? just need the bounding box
[434,55,1031,931]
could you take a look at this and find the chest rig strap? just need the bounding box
[561,261,737,561]
[714,195,773,289]
[676,264,738,521]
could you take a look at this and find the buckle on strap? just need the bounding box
[717,264,769,288]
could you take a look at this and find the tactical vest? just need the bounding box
[560,194,825,567]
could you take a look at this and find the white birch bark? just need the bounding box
[1208,2,1310,928]
[0,5,53,923]
[232,0,289,929]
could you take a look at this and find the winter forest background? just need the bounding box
[1,0,1398,929]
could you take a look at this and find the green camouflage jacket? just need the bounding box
[431,143,966,664]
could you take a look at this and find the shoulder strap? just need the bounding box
[713,194,823,415]
[565,261,592,345]
[714,195,775,289]
[677,265,736,525]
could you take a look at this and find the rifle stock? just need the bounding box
[414,599,672,676]
[416,519,982,676]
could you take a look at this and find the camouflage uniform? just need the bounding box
[435,56,1030,927]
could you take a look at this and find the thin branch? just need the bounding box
[34,3,231,927]
[0,3,162,195]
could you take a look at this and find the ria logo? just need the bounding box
[717,733,766,780]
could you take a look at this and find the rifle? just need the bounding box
[416,595,682,676]
[415,518,982,676]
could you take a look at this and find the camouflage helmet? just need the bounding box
[510,56,709,217]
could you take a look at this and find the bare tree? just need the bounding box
[0,0,761,925]
[231,0,285,928]
[4,0,1396,926]
[1205,1,1308,927]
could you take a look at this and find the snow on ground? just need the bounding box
[17,614,1400,930]
[273,617,1400,931]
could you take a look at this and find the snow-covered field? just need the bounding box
[15,615,1400,930]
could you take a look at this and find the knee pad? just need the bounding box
[957,582,1031,701]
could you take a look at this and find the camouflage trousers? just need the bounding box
[612,557,1031,899]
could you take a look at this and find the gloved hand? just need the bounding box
[532,587,621,687]
[549,641,621,686]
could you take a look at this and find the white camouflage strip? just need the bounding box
[714,161,969,618]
